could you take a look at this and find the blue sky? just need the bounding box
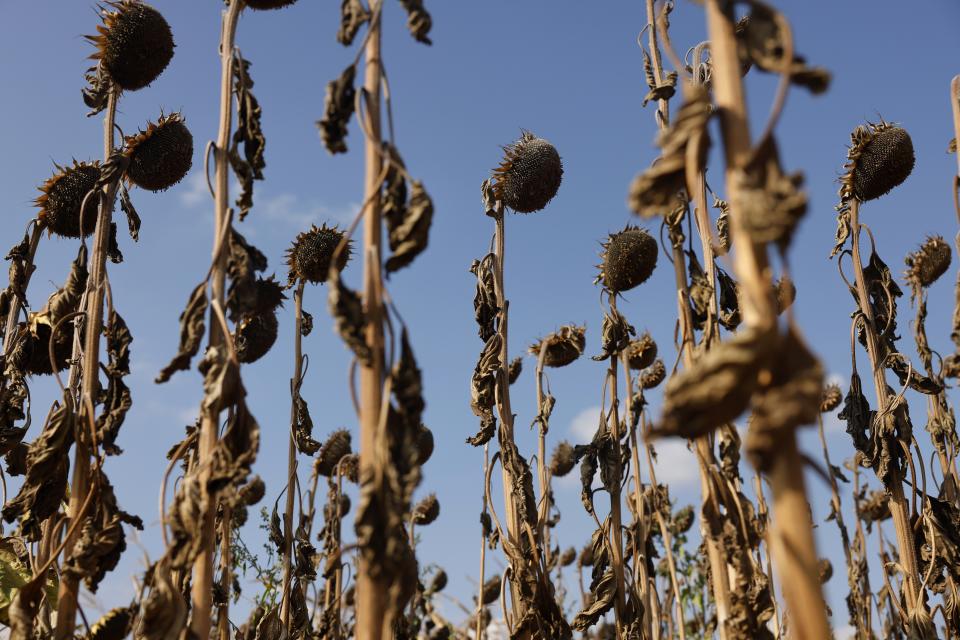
[2,0,960,635]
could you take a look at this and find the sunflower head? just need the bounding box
[640,359,666,390]
[235,311,279,364]
[549,441,576,477]
[286,224,351,285]
[244,0,299,9]
[491,131,563,213]
[317,429,352,477]
[528,324,586,368]
[820,383,842,413]
[905,235,951,290]
[35,161,102,238]
[416,424,434,466]
[481,575,502,605]
[412,493,440,526]
[841,121,914,203]
[597,226,658,294]
[12,318,73,376]
[88,606,135,640]
[625,332,658,371]
[559,547,577,567]
[124,113,194,192]
[89,1,174,91]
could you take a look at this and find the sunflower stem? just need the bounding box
[1,223,43,357]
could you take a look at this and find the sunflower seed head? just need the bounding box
[337,454,359,483]
[818,558,833,584]
[286,224,351,285]
[124,113,194,192]
[416,424,434,466]
[234,311,279,364]
[529,324,586,368]
[35,161,102,238]
[640,359,666,389]
[316,429,352,477]
[820,383,842,413]
[626,332,658,370]
[905,235,951,289]
[559,547,577,567]
[549,441,576,477]
[480,574,501,605]
[428,569,448,594]
[91,1,174,91]
[597,226,658,294]
[578,543,594,567]
[774,277,796,315]
[845,122,915,202]
[413,493,440,525]
[491,131,563,213]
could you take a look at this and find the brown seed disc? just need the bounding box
[670,506,695,535]
[413,493,440,525]
[317,429,352,476]
[35,161,102,238]
[124,113,194,192]
[528,325,586,368]
[480,575,502,605]
[852,125,914,202]
[429,570,448,593]
[640,359,666,390]
[235,311,278,364]
[94,1,174,91]
[338,493,351,518]
[625,332,658,370]
[559,547,577,567]
[601,227,658,293]
[88,607,133,640]
[245,0,299,9]
[549,441,576,477]
[416,424,434,466]
[15,322,74,376]
[820,383,842,413]
[492,132,563,213]
[287,224,351,284]
[906,235,951,288]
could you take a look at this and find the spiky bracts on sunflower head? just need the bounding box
[123,112,193,192]
[245,0,299,9]
[820,383,842,413]
[490,131,563,213]
[839,120,914,205]
[286,224,351,286]
[905,236,951,292]
[35,160,102,238]
[528,324,586,368]
[625,332,658,371]
[87,1,174,92]
[234,278,286,364]
[596,225,658,294]
[317,429,352,477]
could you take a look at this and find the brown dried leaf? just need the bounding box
[733,136,807,250]
[337,0,370,45]
[155,282,208,383]
[317,64,357,155]
[230,55,266,221]
[397,0,432,45]
[327,268,371,365]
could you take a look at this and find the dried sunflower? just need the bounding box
[640,359,666,390]
[559,547,577,567]
[412,493,440,526]
[88,605,134,640]
[245,0,299,9]
[528,325,586,368]
[905,235,951,289]
[549,441,576,477]
[596,226,658,294]
[88,1,174,91]
[480,574,502,605]
[491,131,563,213]
[124,113,193,192]
[417,424,434,465]
[35,161,102,238]
[235,312,279,364]
[820,383,842,413]
[625,332,657,370]
[13,319,73,376]
[286,224,351,285]
[840,121,914,203]
[317,429,352,477]
[428,569,448,593]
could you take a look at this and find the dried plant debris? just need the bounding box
[97,310,134,455]
[470,254,497,342]
[655,326,776,439]
[550,440,576,477]
[629,86,710,217]
[318,64,357,155]
[491,131,563,213]
[592,306,635,361]
[228,54,267,219]
[733,136,807,250]
[244,0,299,9]
[640,43,677,107]
[640,358,666,389]
[328,267,371,364]
[123,112,194,192]
[337,0,370,45]
[87,1,174,92]
[529,324,586,367]
[735,5,830,94]
[35,161,102,238]
[398,0,433,44]
[382,146,434,274]
[905,235,951,291]
[596,226,658,293]
[412,493,439,525]
[821,382,842,413]
[155,281,208,383]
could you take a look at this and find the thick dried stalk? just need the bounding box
[703,2,830,638]
[356,2,390,636]
[54,86,118,640]
[189,4,242,638]
[846,198,923,614]
[952,76,960,207]
[534,344,550,559]
[605,297,628,632]
[218,509,233,640]
[280,280,305,630]
[476,444,490,640]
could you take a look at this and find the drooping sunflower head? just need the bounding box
[640,359,666,390]
[597,226,658,294]
[286,224,351,285]
[549,441,576,477]
[124,112,194,192]
[841,120,914,203]
[88,1,174,91]
[820,383,842,413]
[235,311,279,364]
[416,424,434,466]
[625,332,658,371]
[317,429,352,477]
[905,235,951,290]
[491,131,563,213]
[244,0,299,9]
[251,277,287,314]
[412,493,440,526]
[528,324,586,368]
[35,161,102,238]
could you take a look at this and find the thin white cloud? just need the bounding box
[178,171,209,208]
[569,406,602,442]
[834,624,855,640]
[257,190,360,228]
[648,438,699,487]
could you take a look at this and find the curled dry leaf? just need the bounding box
[737,5,830,94]
[397,0,433,45]
[327,268,371,365]
[155,282,208,383]
[318,64,356,155]
[229,54,266,220]
[470,254,497,342]
[337,0,370,45]
[592,307,635,361]
[386,179,434,275]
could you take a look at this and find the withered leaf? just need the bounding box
[629,86,711,217]
[118,182,141,241]
[137,560,187,640]
[293,392,320,456]
[230,55,266,221]
[300,309,313,337]
[655,326,777,439]
[199,345,244,414]
[337,0,370,45]
[738,6,831,94]
[470,334,501,417]
[466,413,496,447]
[96,309,133,455]
[386,180,433,274]
[318,64,357,155]
[156,282,208,383]
[733,137,807,250]
[471,254,497,342]
[572,568,616,630]
[327,269,371,365]
[592,307,635,361]
[398,0,433,45]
